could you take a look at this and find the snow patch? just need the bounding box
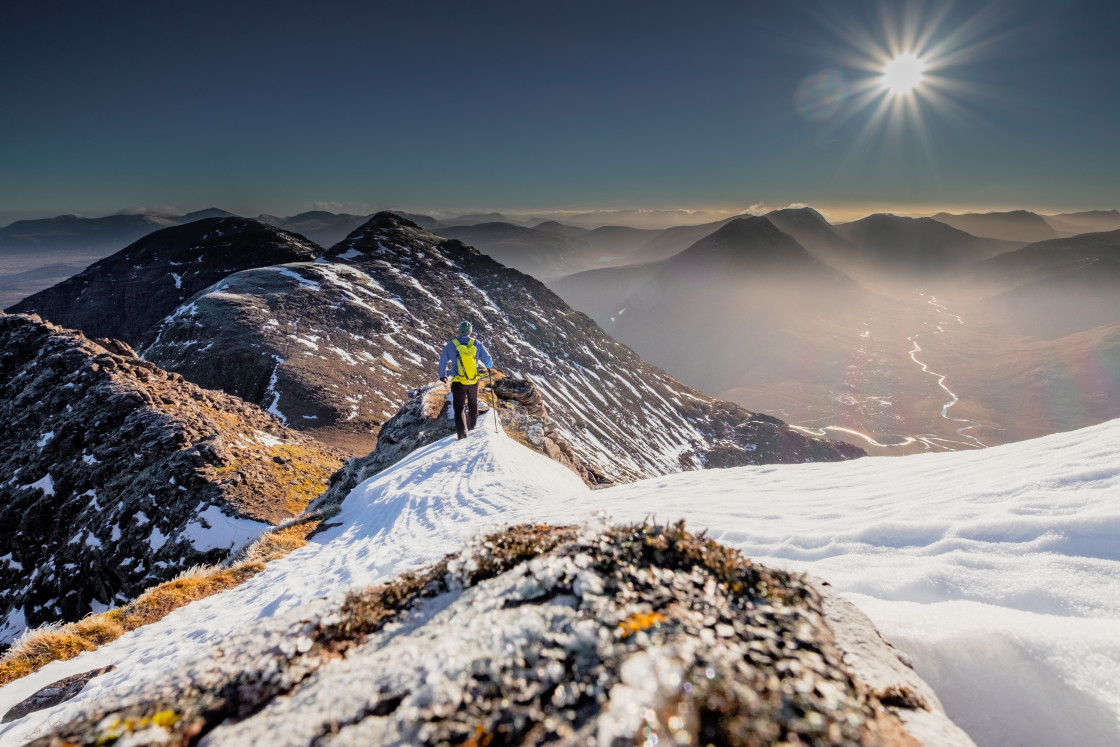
[264,355,287,424]
[148,526,168,552]
[0,607,27,647]
[24,474,54,496]
[1,419,1118,747]
[254,430,284,448]
[180,504,269,553]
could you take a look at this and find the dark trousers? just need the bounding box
[450,381,479,439]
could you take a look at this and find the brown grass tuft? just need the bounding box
[242,518,320,563]
[117,564,264,630]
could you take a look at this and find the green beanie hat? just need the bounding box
[458,321,472,335]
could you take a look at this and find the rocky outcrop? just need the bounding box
[0,314,345,645]
[2,667,115,724]
[6,218,322,348]
[26,521,971,746]
[144,212,864,467]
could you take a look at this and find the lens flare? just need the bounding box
[794,69,849,121]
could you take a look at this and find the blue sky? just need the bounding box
[1,0,1117,223]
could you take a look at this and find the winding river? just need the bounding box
[791,291,987,453]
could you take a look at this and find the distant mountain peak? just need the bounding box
[679,216,820,266]
[7,218,323,347]
[331,211,429,250]
[715,214,783,234]
[765,206,830,225]
[179,207,237,221]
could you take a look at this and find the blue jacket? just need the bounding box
[438,335,493,381]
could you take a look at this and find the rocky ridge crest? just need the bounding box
[0,314,344,644]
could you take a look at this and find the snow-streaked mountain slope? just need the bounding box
[144,212,861,467]
[2,416,1117,746]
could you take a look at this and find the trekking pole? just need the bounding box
[487,367,499,433]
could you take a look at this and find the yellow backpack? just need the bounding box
[451,339,481,384]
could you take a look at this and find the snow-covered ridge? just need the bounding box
[2,414,1117,745]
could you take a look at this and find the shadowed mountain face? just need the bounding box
[6,218,322,348]
[259,211,445,247]
[433,218,737,282]
[434,222,593,281]
[553,210,1120,456]
[442,212,523,226]
[553,217,860,398]
[1044,210,1120,235]
[143,212,863,469]
[974,229,1120,339]
[931,210,1062,243]
[832,214,1023,281]
[257,211,370,248]
[0,314,343,642]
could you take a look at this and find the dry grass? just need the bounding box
[0,516,324,687]
[117,564,264,630]
[241,516,321,563]
[422,384,451,418]
[266,443,343,516]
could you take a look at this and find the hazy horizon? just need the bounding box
[4,200,1118,232]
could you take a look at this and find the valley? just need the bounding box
[716,289,993,456]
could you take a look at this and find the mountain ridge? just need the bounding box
[140,211,863,469]
[0,313,343,643]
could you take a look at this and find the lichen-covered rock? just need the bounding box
[0,314,345,645]
[29,521,971,747]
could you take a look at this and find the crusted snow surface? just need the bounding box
[2,417,1119,747]
[180,504,270,553]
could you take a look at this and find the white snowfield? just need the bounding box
[1,416,1118,746]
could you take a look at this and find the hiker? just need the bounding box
[438,321,494,439]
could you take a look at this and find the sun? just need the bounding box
[882,53,926,95]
